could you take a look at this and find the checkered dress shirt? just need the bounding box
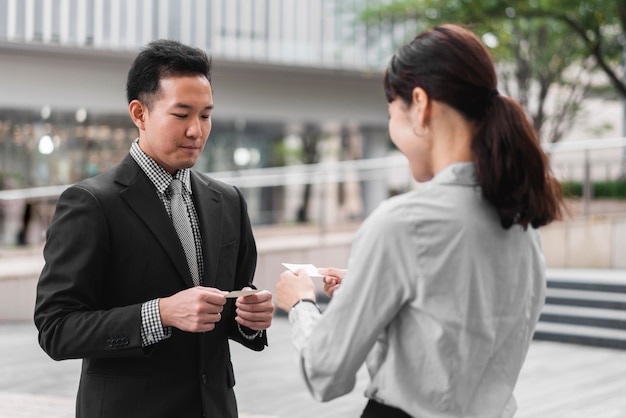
[130,139,204,346]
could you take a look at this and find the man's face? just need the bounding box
[136,75,213,174]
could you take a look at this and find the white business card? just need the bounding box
[281,262,323,279]
[224,289,261,298]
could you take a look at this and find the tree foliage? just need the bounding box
[357,0,625,142]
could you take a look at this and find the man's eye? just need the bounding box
[201,115,212,120]
[173,114,187,118]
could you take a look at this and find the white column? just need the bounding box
[195,0,206,48]
[180,0,192,45]
[59,0,70,44]
[93,0,104,46]
[76,0,87,45]
[308,0,322,62]
[223,0,237,57]
[267,0,281,61]
[125,0,137,49]
[110,0,121,47]
[24,0,35,41]
[6,0,17,39]
[239,0,253,57]
[158,0,169,39]
[320,0,335,66]
[211,0,223,54]
[251,0,266,59]
[42,0,52,43]
[142,0,153,46]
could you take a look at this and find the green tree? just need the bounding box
[357,0,625,142]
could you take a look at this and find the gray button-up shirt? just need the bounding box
[288,162,546,418]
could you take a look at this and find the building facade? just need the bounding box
[0,0,415,245]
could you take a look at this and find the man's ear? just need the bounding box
[128,100,146,129]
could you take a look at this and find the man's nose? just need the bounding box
[186,117,203,138]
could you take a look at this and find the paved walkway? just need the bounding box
[1,318,626,418]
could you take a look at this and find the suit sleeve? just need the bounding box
[227,186,268,350]
[34,185,145,360]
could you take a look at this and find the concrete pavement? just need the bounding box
[0,316,369,418]
[2,317,626,417]
[2,241,626,417]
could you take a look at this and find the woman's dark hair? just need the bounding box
[384,24,564,229]
[126,39,212,109]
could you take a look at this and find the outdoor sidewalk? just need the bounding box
[1,317,626,418]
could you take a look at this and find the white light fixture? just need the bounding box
[38,135,54,154]
[234,147,252,166]
[40,105,51,120]
[75,108,88,123]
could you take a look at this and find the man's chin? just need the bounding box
[176,156,199,170]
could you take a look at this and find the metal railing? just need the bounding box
[0,154,408,202]
[1,137,625,204]
[544,137,626,215]
[1,136,625,246]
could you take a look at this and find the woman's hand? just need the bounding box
[318,267,346,298]
[275,269,317,312]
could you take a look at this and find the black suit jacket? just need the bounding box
[34,154,266,418]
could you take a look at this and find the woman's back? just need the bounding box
[303,162,545,417]
[369,162,544,417]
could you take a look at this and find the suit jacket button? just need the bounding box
[201,374,208,384]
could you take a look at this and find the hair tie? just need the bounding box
[489,89,499,102]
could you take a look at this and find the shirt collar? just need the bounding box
[430,162,478,187]
[129,139,192,195]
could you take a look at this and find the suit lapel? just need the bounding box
[116,155,194,288]
[190,171,223,288]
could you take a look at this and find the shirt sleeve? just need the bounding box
[290,201,417,402]
[289,301,322,354]
[237,323,263,340]
[140,299,172,347]
[288,301,324,396]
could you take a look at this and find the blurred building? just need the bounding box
[0,0,419,245]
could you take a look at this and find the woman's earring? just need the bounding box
[413,124,429,138]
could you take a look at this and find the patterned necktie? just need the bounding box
[168,178,200,286]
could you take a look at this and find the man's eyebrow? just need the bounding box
[173,103,214,110]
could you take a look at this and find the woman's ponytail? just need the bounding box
[472,94,564,229]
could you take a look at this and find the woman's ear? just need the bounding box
[411,87,430,116]
[128,100,146,130]
[411,87,430,131]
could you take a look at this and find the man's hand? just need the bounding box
[159,287,226,333]
[235,288,274,331]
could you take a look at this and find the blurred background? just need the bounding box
[0,1,626,416]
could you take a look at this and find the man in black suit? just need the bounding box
[34,39,274,418]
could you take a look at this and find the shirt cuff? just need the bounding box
[237,322,263,340]
[288,301,322,354]
[141,299,172,347]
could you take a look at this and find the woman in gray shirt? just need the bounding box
[276,24,565,418]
